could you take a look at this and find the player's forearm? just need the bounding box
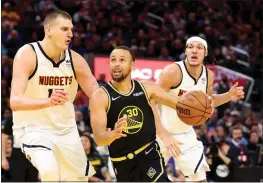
[212,92,232,107]
[153,104,169,140]
[153,93,179,110]
[1,134,8,159]
[10,95,50,111]
[79,79,99,98]
[93,131,116,146]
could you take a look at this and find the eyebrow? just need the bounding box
[110,56,126,58]
[61,26,74,30]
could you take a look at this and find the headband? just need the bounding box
[186,36,208,50]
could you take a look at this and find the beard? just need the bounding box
[111,70,130,82]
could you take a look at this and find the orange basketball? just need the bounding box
[176,90,212,126]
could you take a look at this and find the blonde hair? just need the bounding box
[43,9,72,26]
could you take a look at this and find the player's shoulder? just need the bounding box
[91,87,109,102]
[69,49,83,59]
[14,44,36,62]
[17,44,35,54]
[206,68,214,79]
[162,62,182,76]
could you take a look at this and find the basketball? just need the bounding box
[176,90,212,126]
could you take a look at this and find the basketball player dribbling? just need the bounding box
[156,36,245,181]
[90,46,187,182]
[10,10,99,181]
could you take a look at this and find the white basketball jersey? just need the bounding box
[13,42,78,131]
[158,61,208,134]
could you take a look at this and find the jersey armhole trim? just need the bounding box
[137,80,152,107]
[205,66,208,93]
[170,63,183,89]
[28,44,38,80]
[101,86,111,113]
[68,49,77,79]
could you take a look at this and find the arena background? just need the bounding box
[1,0,263,182]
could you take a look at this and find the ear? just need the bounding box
[131,61,135,68]
[205,49,208,57]
[45,25,52,37]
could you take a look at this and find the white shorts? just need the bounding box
[13,125,94,180]
[157,127,210,177]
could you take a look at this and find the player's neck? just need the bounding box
[185,60,203,80]
[40,39,63,63]
[111,78,133,94]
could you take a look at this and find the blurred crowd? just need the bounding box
[1,0,263,182]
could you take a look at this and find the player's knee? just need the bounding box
[187,168,207,181]
[40,169,60,181]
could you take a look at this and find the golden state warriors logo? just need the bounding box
[118,106,144,134]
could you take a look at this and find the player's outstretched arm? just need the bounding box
[90,89,127,146]
[207,70,245,107]
[70,50,99,98]
[142,81,179,109]
[10,45,67,111]
[151,100,183,158]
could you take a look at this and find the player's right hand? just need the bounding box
[112,115,128,140]
[2,157,9,170]
[162,135,183,158]
[48,90,68,107]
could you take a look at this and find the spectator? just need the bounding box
[158,47,173,60]
[207,109,219,130]
[226,110,241,128]
[74,88,89,110]
[76,110,90,133]
[247,132,262,152]
[97,73,106,86]
[80,133,112,182]
[226,52,242,72]
[228,126,248,166]
[242,113,254,139]
[1,116,39,181]
[206,140,236,181]
[216,125,228,142]
[214,74,231,118]
[1,109,11,126]
[247,132,262,166]
[217,108,231,126]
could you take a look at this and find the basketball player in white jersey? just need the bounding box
[10,10,99,181]
[156,36,244,181]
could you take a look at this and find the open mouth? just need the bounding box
[66,40,71,44]
[191,56,198,60]
[113,70,122,76]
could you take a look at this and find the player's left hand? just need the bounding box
[162,135,183,158]
[205,94,215,114]
[228,82,245,100]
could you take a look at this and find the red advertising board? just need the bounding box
[94,57,254,101]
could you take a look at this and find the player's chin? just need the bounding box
[60,44,69,50]
[188,60,202,67]
[111,75,123,82]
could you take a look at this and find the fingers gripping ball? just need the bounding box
[176,90,212,126]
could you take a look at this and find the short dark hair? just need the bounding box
[114,46,135,62]
[44,9,72,26]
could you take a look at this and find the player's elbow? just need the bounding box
[93,136,104,146]
[10,96,19,111]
